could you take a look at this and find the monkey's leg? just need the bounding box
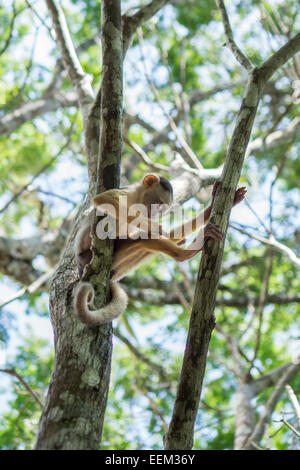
[136,238,200,262]
[111,249,153,281]
[138,223,223,262]
[110,239,151,280]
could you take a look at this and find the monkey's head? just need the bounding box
[142,174,173,217]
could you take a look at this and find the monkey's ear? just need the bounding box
[143,174,160,189]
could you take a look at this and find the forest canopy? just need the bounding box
[0,0,299,450]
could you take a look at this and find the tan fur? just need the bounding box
[73,176,246,326]
[74,281,128,325]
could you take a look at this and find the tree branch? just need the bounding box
[0,368,44,409]
[114,328,169,384]
[216,0,253,71]
[0,90,77,137]
[164,68,260,453]
[258,32,300,88]
[246,250,273,376]
[164,25,300,451]
[123,137,170,172]
[246,116,300,158]
[122,0,170,56]
[35,0,122,451]
[243,358,300,449]
[137,27,203,171]
[285,385,300,430]
[231,224,300,269]
[0,267,55,309]
[250,362,299,397]
[45,0,94,125]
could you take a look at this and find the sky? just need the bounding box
[0,0,299,423]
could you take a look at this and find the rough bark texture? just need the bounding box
[164,73,260,450]
[35,0,123,449]
[31,0,300,450]
[164,28,300,449]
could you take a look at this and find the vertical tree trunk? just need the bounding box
[164,28,300,451]
[35,0,123,450]
[164,74,259,450]
[234,383,255,449]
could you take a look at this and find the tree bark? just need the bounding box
[31,0,300,450]
[35,0,123,449]
[164,27,300,450]
[234,383,256,450]
[164,67,260,452]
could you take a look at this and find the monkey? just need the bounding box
[74,174,246,326]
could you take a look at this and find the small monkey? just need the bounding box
[74,175,246,325]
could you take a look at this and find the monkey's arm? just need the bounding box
[110,222,223,283]
[168,184,246,244]
[110,182,248,278]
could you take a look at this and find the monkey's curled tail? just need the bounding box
[74,281,128,325]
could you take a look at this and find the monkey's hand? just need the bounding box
[212,181,247,207]
[204,223,223,241]
[233,186,247,206]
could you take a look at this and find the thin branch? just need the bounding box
[285,385,300,430]
[25,0,55,40]
[231,224,300,269]
[216,0,253,71]
[279,418,300,438]
[246,250,273,376]
[215,324,245,380]
[274,418,300,437]
[0,118,76,213]
[114,328,169,383]
[1,21,40,120]
[123,137,169,172]
[246,116,300,159]
[209,349,238,377]
[0,267,56,309]
[122,0,170,56]
[45,0,94,124]
[132,383,168,432]
[0,85,78,137]
[32,187,77,206]
[268,152,287,232]
[0,368,44,409]
[0,1,22,56]
[243,358,300,449]
[244,200,271,234]
[137,27,203,171]
[175,264,194,304]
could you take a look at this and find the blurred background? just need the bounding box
[0,0,299,450]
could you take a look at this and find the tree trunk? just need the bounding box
[234,383,255,449]
[35,0,123,449]
[164,74,259,450]
[164,29,300,450]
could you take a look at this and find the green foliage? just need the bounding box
[0,0,299,451]
[175,0,217,33]
[0,334,53,449]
